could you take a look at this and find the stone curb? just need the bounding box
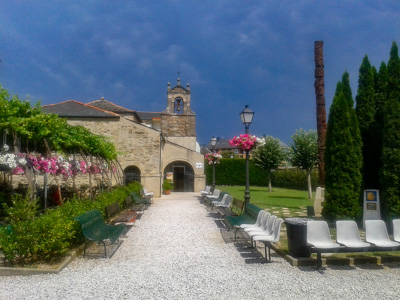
[0,244,86,277]
[270,243,400,267]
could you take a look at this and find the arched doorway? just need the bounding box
[124,166,141,185]
[164,161,194,192]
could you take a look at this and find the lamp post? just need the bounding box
[240,105,254,205]
[210,136,217,191]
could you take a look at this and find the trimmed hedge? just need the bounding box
[0,182,141,265]
[205,158,320,191]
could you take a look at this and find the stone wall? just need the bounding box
[166,136,197,152]
[67,116,205,196]
[67,117,163,196]
[162,142,205,192]
[161,114,196,137]
[9,114,205,198]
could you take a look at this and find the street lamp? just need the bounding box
[240,105,255,134]
[210,136,217,191]
[240,105,254,204]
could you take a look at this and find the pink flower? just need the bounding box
[12,166,25,175]
[229,134,258,151]
[205,153,222,165]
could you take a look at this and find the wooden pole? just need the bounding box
[314,41,327,186]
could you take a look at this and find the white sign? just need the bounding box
[363,189,381,226]
[195,162,203,169]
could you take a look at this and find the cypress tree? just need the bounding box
[355,55,380,189]
[381,42,400,218]
[341,71,354,107]
[375,62,388,129]
[342,72,363,167]
[323,82,363,221]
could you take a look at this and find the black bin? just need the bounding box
[285,218,312,258]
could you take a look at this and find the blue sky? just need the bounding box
[1,1,400,145]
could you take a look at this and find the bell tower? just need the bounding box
[161,77,196,151]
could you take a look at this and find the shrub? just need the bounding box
[205,158,320,190]
[0,182,141,265]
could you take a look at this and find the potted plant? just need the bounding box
[162,179,173,195]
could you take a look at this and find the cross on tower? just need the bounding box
[177,71,181,78]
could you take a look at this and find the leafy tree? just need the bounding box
[253,136,286,192]
[381,42,400,218]
[289,129,318,199]
[323,81,362,221]
[355,55,381,189]
[0,86,42,198]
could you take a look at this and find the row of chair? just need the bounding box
[201,188,246,218]
[239,210,283,262]
[201,188,232,210]
[307,219,400,269]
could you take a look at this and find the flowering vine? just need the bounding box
[0,145,114,178]
[229,134,259,151]
[205,152,222,165]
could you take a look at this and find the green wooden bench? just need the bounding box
[73,209,126,258]
[105,201,137,225]
[218,197,245,217]
[130,192,151,208]
[124,196,145,213]
[224,203,262,241]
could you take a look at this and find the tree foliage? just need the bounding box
[381,42,400,218]
[289,129,318,199]
[0,85,119,200]
[323,79,362,221]
[0,85,117,161]
[355,56,383,190]
[253,136,286,192]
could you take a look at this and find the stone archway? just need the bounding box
[164,161,194,192]
[124,166,141,185]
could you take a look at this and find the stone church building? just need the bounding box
[42,78,205,197]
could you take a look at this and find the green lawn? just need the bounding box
[217,186,313,217]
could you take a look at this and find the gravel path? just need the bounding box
[1,193,400,300]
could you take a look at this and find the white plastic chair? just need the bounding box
[201,185,211,196]
[233,210,268,242]
[212,193,228,206]
[141,187,153,201]
[253,218,283,262]
[234,212,268,243]
[336,220,370,248]
[307,221,341,269]
[213,194,232,208]
[365,220,400,248]
[393,219,400,242]
[244,212,270,233]
[205,189,220,202]
[246,214,276,235]
[240,210,266,229]
[246,215,277,247]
